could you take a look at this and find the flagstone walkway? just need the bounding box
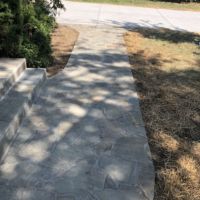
[0,26,154,200]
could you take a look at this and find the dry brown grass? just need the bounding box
[46,25,79,77]
[124,28,200,200]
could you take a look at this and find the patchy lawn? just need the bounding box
[70,0,200,11]
[47,25,79,76]
[124,28,200,200]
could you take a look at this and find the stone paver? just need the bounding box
[57,1,200,33]
[0,26,154,200]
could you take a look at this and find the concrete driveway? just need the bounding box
[57,1,200,32]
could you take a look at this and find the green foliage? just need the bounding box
[19,41,40,66]
[0,2,14,53]
[18,1,55,67]
[0,0,63,68]
[0,2,13,26]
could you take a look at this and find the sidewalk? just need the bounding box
[57,1,200,32]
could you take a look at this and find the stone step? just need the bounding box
[0,68,46,161]
[0,58,26,98]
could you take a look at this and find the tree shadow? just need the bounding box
[131,27,200,44]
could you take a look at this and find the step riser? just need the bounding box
[0,102,30,162]
[0,59,26,98]
[0,70,46,162]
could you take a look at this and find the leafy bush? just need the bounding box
[0,2,14,54]
[0,2,13,34]
[19,2,55,67]
[0,0,63,68]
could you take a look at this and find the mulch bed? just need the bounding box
[46,25,79,77]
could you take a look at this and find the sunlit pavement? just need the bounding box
[57,1,200,33]
[0,26,154,199]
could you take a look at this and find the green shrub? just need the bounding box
[0,0,62,68]
[19,41,39,66]
[19,1,55,67]
[0,2,14,53]
[4,25,23,57]
[0,2,13,29]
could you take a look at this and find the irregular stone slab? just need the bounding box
[0,185,14,200]
[111,136,152,162]
[17,188,56,200]
[104,175,118,189]
[95,188,147,200]
[97,155,133,188]
[129,161,155,200]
